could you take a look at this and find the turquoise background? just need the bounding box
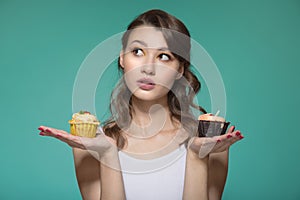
[1,0,299,199]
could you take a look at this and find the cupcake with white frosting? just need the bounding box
[68,111,100,138]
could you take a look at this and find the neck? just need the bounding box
[127,95,179,138]
[131,95,168,122]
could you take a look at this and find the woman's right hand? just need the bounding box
[38,126,117,156]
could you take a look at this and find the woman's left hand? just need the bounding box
[188,126,244,158]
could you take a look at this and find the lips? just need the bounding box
[137,78,156,90]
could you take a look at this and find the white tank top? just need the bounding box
[118,144,187,200]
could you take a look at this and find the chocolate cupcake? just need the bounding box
[198,114,230,137]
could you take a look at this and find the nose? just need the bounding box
[141,52,156,75]
[141,63,155,75]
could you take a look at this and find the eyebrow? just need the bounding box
[129,40,170,51]
[130,40,148,47]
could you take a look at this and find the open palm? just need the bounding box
[38,126,117,156]
[188,126,244,158]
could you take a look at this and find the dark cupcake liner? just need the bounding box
[198,120,230,137]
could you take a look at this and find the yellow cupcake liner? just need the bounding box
[69,122,100,138]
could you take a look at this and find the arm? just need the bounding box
[183,148,209,200]
[208,150,229,200]
[99,148,126,200]
[73,140,126,200]
[38,126,126,200]
[73,148,101,200]
[186,126,243,200]
[73,148,126,200]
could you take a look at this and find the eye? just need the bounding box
[132,48,144,56]
[159,53,171,61]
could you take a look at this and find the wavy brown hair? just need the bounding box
[103,9,207,149]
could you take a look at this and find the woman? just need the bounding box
[38,9,243,200]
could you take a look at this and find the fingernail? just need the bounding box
[38,127,43,131]
[39,132,45,136]
[227,134,232,139]
[235,131,241,136]
[45,129,51,133]
[239,135,244,139]
[217,139,221,143]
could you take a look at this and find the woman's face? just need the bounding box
[120,26,183,102]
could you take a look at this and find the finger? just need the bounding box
[211,136,227,148]
[40,130,62,139]
[39,130,52,137]
[211,133,234,150]
[38,126,51,132]
[226,125,235,134]
[229,130,244,141]
[45,127,69,135]
[225,131,244,147]
[213,137,236,152]
[38,126,92,150]
[38,126,69,135]
[40,128,69,140]
[215,133,230,142]
[211,130,244,152]
[234,130,244,139]
[39,131,46,136]
[41,130,86,149]
[41,129,60,138]
[38,126,45,131]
